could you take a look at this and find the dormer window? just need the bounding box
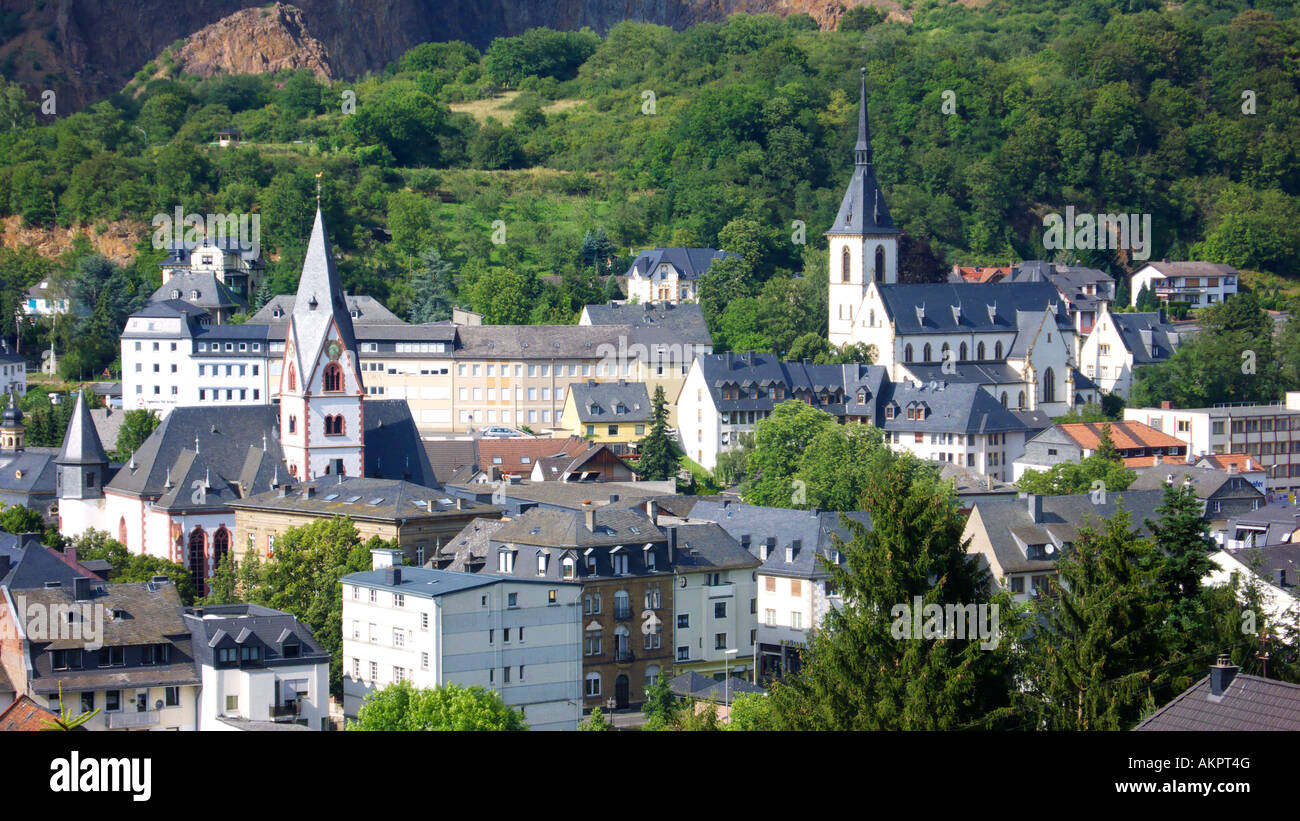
[171,289,180,300]
[191,290,200,300]
[282,642,300,659]
[239,646,261,662]
[785,547,793,563]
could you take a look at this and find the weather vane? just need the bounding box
[315,171,322,204]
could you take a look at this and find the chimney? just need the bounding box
[645,499,659,524]
[609,493,620,503]
[666,525,677,562]
[1208,654,1238,697]
[371,547,403,571]
[583,503,596,532]
[383,566,401,586]
[1161,400,1173,409]
[1027,494,1043,523]
[73,577,92,601]
[65,545,77,566]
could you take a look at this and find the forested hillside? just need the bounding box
[1,0,1299,378]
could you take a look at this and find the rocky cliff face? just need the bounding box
[0,0,893,113]
[167,3,335,80]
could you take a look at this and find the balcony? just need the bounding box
[107,710,160,729]
[269,701,301,721]
[614,648,634,664]
[706,583,735,599]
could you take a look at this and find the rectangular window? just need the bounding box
[714,601,727,619]
[791,612,803,630]
[715,633,728,650]
[791,580,802,597]
[421,652,429,670]
[225,695,238,712]
[164,686,180,707]
[765,576,775,592]
[420,612,429,630]
[106,691,121,712]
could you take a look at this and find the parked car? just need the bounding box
[480,426,525,438]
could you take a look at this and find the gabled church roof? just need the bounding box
[56,391,108,467]
[876,281,1071,335]
[827,69,899,237]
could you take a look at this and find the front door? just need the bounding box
[615,674,630,709]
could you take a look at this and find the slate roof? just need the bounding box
[249,294,405,327]
[159,236,261,266]
[696,353,883,416]
[1135,672,1300,731]
[230,476,498,522]
[569,380,651,424]
[1223,503,1300,549]
[1141,261,1238,278]
[1130,465,1263,501]
[0,532,93,590]
[686,500,871,580]
[969,490,1167,575]
[432,516,508,567]
[0,447,59,495]
[362,399,442,487]
[90,409,126,454]
[624,248,739,280]
[21,581,200,695]
[828,70,897,236]
[343,566,507,598]
[668,671,764,705]
[878,380,1033,435]
[903,362,1026,386]
[490,505,663,549]
[151,269,245,313]
[669,523,760,573]
[122,299,208,337]
[422,439,480,484]
[449,480,663,513]
[1110,312,1181,363]
[56,391,108,466]
[1219,543,1300,592]
[876,280,1070,335]
[579,302,713,346]
[185,603,330,667]
[285,209,359,383]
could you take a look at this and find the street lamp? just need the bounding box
[723,648,738,712]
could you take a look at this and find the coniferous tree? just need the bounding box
[1018,504,1172,730]
[407,247,454,323]
[767,449,1017,730]
[636,385,678,481]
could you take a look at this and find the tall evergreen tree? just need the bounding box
[407,247,454,324]
[636,385,678,481]
[767,450,1017,730]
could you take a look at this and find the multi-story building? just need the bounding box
[20,280,79,318]
[679,353,1044,480]
[1013,420,1188,480]
[184,603,331,730]
[621,247,738,305]
[120,298,712,432]
[229,476,500,567]
[1129,465,1265,521]
[1130,261,1239,308]
[341,548,583,729]
[558,380,652,453]
[683,500,870,682]
[442,504,677,711]
[951,261,1116,340]
[157,236,264,319]
[0,577,201,730]
[1078,303,1188,396]
[664,521,759,680]
[1124,393,1300,498]
[0,348,25,397]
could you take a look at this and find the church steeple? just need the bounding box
[855,67,872,167]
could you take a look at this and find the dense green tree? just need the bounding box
[743,401,839,508]
[349,681,527,730]
[636,385,678,481]
[407,248,454,323]
[114,409,160,457]
[64,529,196,604]
[580,705,613,730]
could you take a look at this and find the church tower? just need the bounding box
[279,208,365,480]
[828,68,900,348]
[0,391,24,452]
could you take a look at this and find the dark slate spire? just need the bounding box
[828,68,898,236]
[855,66,871,167]
[2,391,22,428]
[56,390,108,466]
[294,207,358,359]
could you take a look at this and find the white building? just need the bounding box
[622,248,737,305]
[1130,261,1238,308]
[20,280,79,318]
[665,522,760,679]
[184,603,331,731]
[341,548,583,730]
[1078,302,1187,396]
[1124,393,1300,498]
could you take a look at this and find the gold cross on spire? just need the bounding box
[315,171,323,204]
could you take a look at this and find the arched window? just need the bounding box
[994,341,1004,360]
[323,362,344,392]
[213,527,230,570]
[562,557,575,580]
[959,342,967,362]
[287,363,297,392]
[1000,392,1008,407]
[1018,390,1026,409]
[923,344,932,363]
[188,527,207,598]
[841,247,851,283]
[941,343,950,362]
[874,245,885,281]
[904,344,914,363]
[977,341,986,361]
[325,415,344,436]
[1043,367,1056,404]
[118,517,127,545]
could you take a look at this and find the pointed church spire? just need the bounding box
[855,67,871,167]
[56,390,108,466]
[293,207,358,359]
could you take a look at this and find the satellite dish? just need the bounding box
[1045,544,1056,555]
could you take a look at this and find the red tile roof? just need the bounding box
[952,266,1014,283]
[477,436,589,475]
[1057,421,1186,452]
[1198,453,1260,472]
[0,695,61,731]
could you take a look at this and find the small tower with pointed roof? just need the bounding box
[828,68,900,347]
[0,391,24,451]
[279,207,365,481]
[55,390,109,500]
